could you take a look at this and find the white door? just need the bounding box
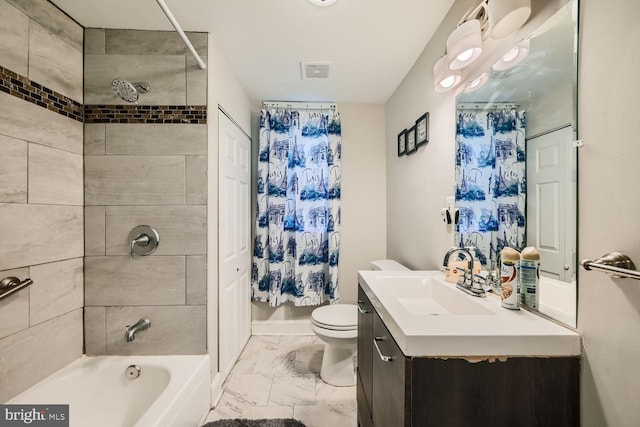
[218,109,251,377]
[526,126,575,281]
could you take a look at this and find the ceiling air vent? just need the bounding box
[301,62,332,79]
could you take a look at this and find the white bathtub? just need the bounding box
[8,355,210,427]
[539,277,577,327]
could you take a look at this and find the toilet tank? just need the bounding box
[369,259,409,271]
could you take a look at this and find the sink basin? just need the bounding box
[358,270,581,357]
[383,277,493,316]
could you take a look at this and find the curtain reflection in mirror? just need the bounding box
[455,106,526,268]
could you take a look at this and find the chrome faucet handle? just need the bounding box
[472,274,490,292]
[479,271,499,291]
[454,267,487,298]
[128,225,159,257]
[130,234,150,257]
[454,266,474,287]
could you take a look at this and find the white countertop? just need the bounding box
[358,270,581,358]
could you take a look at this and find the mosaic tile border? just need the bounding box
[84,105,207,124]
[0,66,84,122]
[0,66,207,125]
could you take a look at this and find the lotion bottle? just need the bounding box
[500,247,520,310]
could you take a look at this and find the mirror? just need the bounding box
[454,1,578,327]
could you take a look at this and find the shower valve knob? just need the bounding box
[128,225,159,257]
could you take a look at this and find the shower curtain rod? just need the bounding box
[155,0,207,70]
[263,101,337,110]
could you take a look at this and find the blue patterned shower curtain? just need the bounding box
[252,107,341,307]
[455,106,526,268]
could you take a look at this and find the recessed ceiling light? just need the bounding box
[309,0,337,7]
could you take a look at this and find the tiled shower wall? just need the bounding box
[0,0,84,401]
[82,29,208,355]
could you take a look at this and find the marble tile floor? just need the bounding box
[202,335,357,427]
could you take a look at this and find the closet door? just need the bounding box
[218,109,251,377]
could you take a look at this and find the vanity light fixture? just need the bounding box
[492,39,530,71]
[308,0,337,6]
[489,0,531,39]
[434,54,461,92]
[447,19,483,70]
[464,72,489,92]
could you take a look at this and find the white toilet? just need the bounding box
[311,303,358,386]
[311,259,409,386]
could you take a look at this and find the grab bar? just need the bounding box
[581,252,640,281]
[0,277,33,301]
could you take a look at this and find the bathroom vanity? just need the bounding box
[356,271,581,427]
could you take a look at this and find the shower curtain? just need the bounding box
[455,106,526,268]
[252,107,341,307]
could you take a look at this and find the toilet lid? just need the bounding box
[312,304,358,329]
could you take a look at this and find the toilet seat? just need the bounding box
[312,319,357,331]
[311,304,358,331]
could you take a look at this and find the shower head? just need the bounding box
[111,78,150,103]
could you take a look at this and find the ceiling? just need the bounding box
[51,0,455,104]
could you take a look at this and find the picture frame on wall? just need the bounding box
[405,125,417,154]
[416,112,429,146]
[397,129,407,156]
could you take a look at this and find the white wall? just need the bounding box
[578,0,640,424]
[385,0,477,270]
[251,103,388,322]
[206,34,252,389]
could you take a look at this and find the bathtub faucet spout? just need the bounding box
[125,318,151,342]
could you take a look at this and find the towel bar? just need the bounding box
[581,252,640,281]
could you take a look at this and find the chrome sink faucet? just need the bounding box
[442,247,486,298]
[125,318,151,342]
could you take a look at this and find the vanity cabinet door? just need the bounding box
[357,286,374,427]
[372,312,407,427]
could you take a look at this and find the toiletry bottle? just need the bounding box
[520,246,540,310]
[500,247,520,310]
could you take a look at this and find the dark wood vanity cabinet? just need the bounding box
[357,284,580,427]
[358,286,406,427]
[356,286,374,427]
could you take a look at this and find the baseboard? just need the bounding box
[210,333,251,408]
[251,320,313,335]
[210,373,224,407]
